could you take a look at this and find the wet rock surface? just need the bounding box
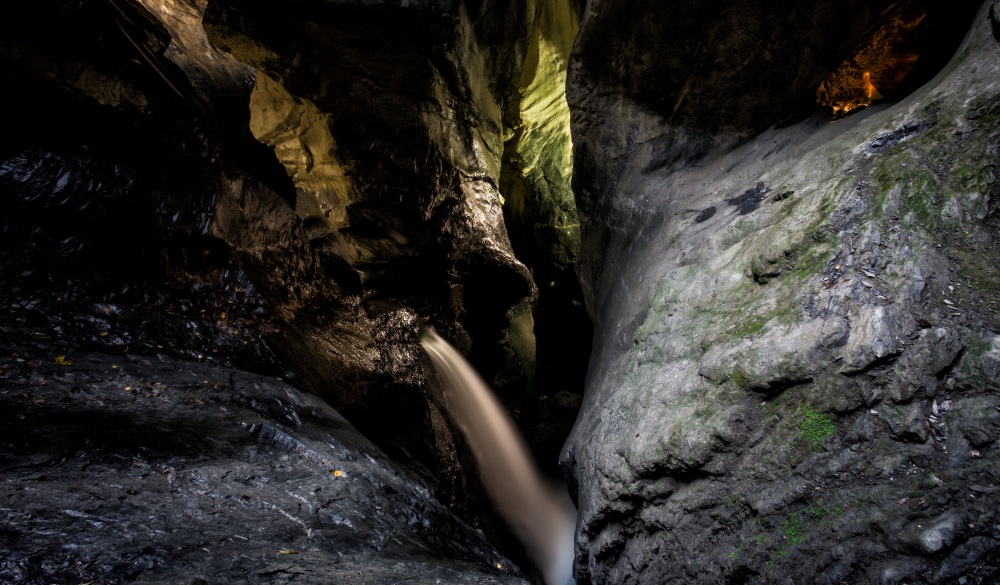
[1,0,590,563]
[0,0,590,579]
[0,322,526,584]
[563,1,1000,584]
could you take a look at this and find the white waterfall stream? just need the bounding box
[420,327,576,585]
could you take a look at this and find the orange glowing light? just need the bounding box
[862,72,876,99]
[816,4,928,117]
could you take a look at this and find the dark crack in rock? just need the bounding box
[866,119,935,154]
[992,2,1000,42]
[694,206,717,223]
[725,182,770,216]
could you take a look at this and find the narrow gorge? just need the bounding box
[1,0,999,584]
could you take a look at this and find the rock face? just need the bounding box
[1,0,590,579]
[199,0,590,482]
[562,1,1000,583]
[2,0,590,542]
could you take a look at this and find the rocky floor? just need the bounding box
[0,316,528,584]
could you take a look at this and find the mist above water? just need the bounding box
[420,328,576,585]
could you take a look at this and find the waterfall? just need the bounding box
[420,328,576,585]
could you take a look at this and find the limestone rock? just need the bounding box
[919,513,961,553]
[563,1,1000,583]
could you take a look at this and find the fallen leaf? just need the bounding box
[861,280,874,288]
[862,269,876,278]
[333,469,343,478]
[55,355,73,366]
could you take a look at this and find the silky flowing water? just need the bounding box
[421,328,576,585]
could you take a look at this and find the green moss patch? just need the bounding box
[797,408,836,449]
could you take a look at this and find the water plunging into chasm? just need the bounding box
[420,327,576,585]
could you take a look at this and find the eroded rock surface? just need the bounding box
[563,1,1000,583]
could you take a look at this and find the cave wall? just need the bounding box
[196,0,535,467]
[563,1,1000,583]
[0,0,285,373]
[0,0,587,566]
[194,0,588,516]
[569,0,902,314]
